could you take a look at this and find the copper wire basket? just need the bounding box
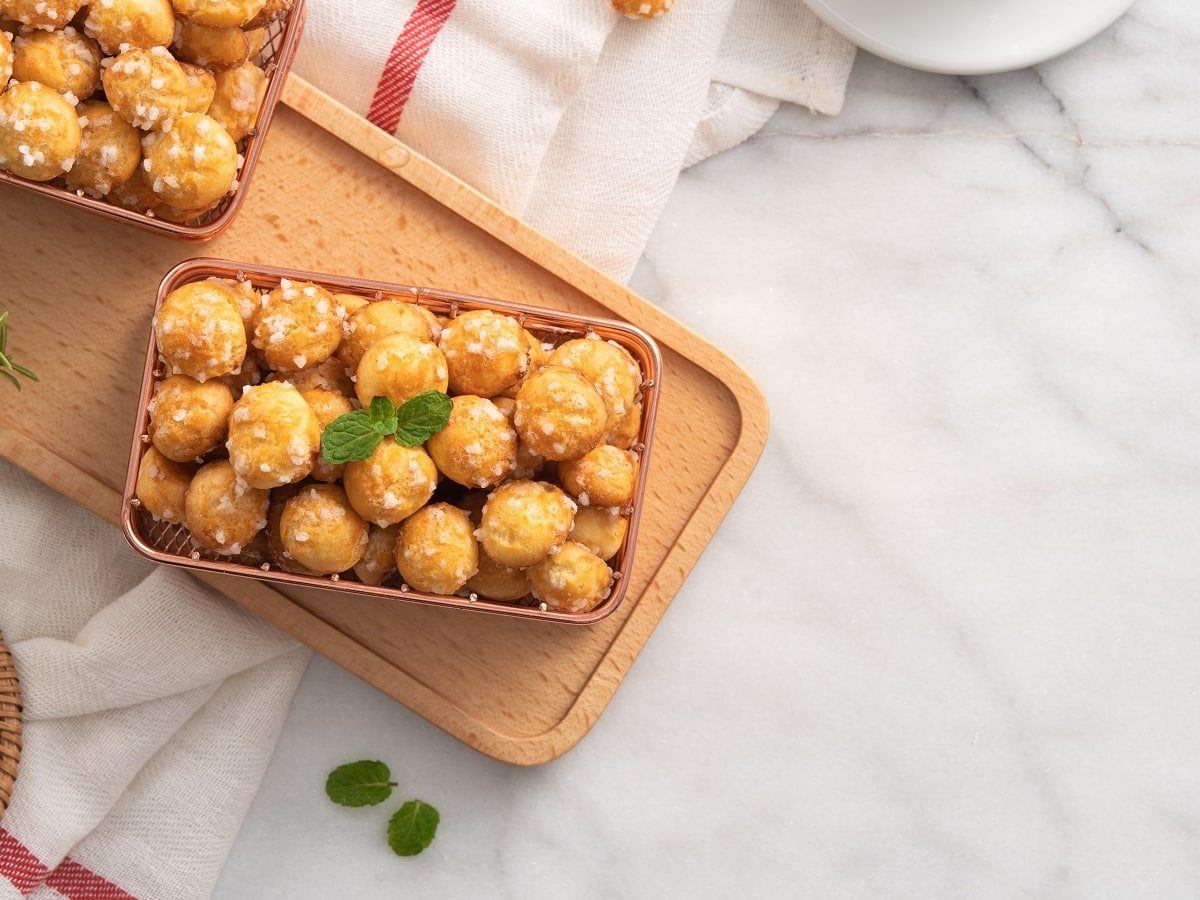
[120,258,664,625]
[0,0,306,240]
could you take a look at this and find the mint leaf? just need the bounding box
[321,409,381,464]
[369,396,397,436]
[321,393,450,460]
[325,760,396,807]
[393,391,453,447]
[387,799,440,856]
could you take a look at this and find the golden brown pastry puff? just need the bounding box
[147,374,233,461]
[425,395,517,489]
[557,444,637,508]
[252,279,343,373]
[0,82,80,181]
[395,503,478,595]
[278,484,369,575]
[154,279,246,381]
[84,0,175,54]
[171,0,266,28]
[513,365,606,461]
[3,0,84,32]
[183,459,269,555]
[477,479,575,568]
[529,540,613,614]
[135,446,195,523]
[11,27,102,100]
[438,310,530,398]
[226,381,321,489]
[342,437,438,528]
[143,112,238,210]
[64,99,141,196]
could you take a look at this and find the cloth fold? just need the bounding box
[0,461,309,900]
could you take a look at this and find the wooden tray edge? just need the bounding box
[0,427,119,523]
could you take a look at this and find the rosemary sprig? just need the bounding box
[0,311,39,391]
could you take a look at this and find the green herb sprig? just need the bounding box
[321,392,453,464]
[325,759,441,858]
[0,312,38,391]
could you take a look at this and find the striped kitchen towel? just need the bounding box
[293,0,855,281]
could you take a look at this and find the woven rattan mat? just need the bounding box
[0,632,21,819]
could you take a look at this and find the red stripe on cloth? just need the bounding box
[367,0,457,134]
[0,827,47,892]
[0,827,137,899]
[46,859,137,900]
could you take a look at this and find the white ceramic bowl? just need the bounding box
[804,0,1137,75]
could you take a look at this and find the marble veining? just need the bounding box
[217,2,1200,896]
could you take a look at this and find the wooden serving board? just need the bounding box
[0,77,768,765]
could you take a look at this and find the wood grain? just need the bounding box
[0,76,768,765]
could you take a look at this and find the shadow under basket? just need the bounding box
[121,258,664,625]
[0,0,307,240]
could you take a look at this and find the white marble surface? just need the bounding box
[217,3,1200,896]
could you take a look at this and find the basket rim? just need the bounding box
[120,257,665,626]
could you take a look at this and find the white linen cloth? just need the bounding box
[0,461,310,899]
[0,2,853,897]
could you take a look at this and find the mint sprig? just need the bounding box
[0,311,38,391]
[325,760,396,807]
[393,391,453,447]
[321,391,452,464]
[387,800,440,857]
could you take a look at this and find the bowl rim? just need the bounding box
[803,0,1134,76]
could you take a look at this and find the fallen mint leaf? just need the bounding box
[387,799,440,856]
[325,760,396,807]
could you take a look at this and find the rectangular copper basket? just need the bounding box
[0,0,306,240]
[121,258,664,625]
